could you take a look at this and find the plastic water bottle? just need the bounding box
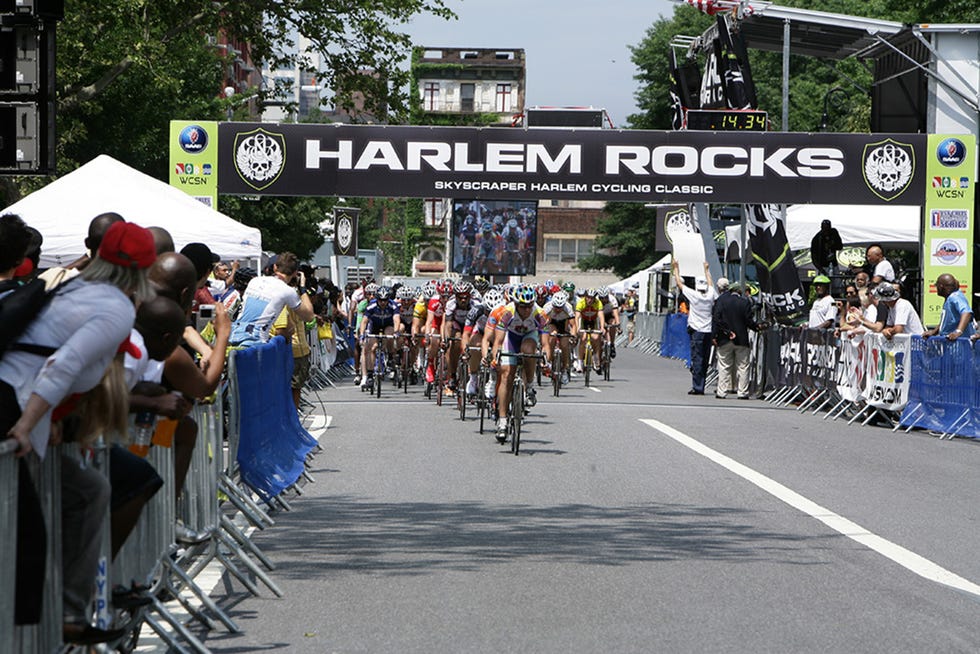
[129,410,155,457]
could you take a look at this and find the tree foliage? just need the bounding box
[576,203,661,279]
[2,0,454,260]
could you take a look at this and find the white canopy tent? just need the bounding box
[3,155,262,267]
[724,204,920,259]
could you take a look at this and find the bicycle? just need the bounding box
[457,346,482,421]
[366,334,396,398]
[436,336,461,407]
[477,355,494,434]
[579,329,603,388]
[551,340,564,397]
[502,352,543,455]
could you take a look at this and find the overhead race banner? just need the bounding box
[921,134,975,326]
[216,122,935,205]
[169,120,219,208]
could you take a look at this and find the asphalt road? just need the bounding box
[202,348,980,653]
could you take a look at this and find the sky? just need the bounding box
[404,0,678,129]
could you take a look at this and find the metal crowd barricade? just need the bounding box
[628,312,667,355]
[2,447,63,653]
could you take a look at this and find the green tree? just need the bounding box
[1,0,454,261]
[576,203,661,278]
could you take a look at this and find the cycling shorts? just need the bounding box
[500,329,540,366]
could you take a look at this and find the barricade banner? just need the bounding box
[660,313,691,365]
[901,337,976,437]
[863,333,912,411]
[972,340,980,438]
[234,337,317,500]
[778,326,802,387]
[836,332,867,402]
[802,328,837,392]
[761,327,783,391]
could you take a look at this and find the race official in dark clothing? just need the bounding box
[712,279,765,399]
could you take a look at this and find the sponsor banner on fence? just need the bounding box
[835,332,868,403]
[863,333,911,411]
[215,122,929,205]
[922,134,975,326]
[802,328,837,390]
[749,205,806,325]
[169,120,219,208]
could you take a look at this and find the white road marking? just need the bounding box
[589,386,602,393]
[640,418,980,600]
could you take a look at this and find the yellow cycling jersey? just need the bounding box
[575,297,603,321]
[412,300,428,322]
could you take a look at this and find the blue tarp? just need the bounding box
[901,337,978,438]
[234,337,318,501]
[660,313,692,367]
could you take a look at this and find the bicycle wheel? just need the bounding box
[552,348,562,397]
[584,343,592,387]
[603,341,611,381]
[436,355,445,406]
[374,353,383,398]
[477,365,490,434]
[457,359,468,421]
[510,377,523,455]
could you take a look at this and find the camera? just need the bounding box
[196,304,214,332]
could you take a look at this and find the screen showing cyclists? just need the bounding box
[450,199,537,277]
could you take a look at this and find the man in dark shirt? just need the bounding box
[810,219,843,277]
[712,279,765,399]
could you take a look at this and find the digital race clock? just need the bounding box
[684,109,768,131]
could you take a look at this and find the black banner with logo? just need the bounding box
[333,206,359,256]
[655,204,695,252]
[747,204,807,324]
[217,123,928,205]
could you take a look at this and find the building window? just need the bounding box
[424,199,443,227]
[419,247,444,262]
[423,82,439,111]
[495,84,512,112]
[543,237,595,263]
[460,83,475,112]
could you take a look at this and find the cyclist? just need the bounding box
[461,288,502,397]
[575,287,606,374]
[423,280,451,384]
[473,275,491,297]
[352,281,376,385]
[473,222,501,276]
[543,290,577,385]
[534,284,550,308]
[600,287,621,360]
[501,218,524,273]
[396,286,420,383]
[490,284,548,441]
[443,281,475,396]
[358,286,400,389]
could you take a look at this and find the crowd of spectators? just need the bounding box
[1,211,343,645]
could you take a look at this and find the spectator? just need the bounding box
[876,284,924,339]
[810,219,842,277]
[230,252,314,346]
[1,220,155,643]
[148,226,176,255]
[924,274,975,341]
[846,282,887,334]
[624,282,639,344]
[712,276,765,399]
[271,292,313,410]
[180,242,220,310]
[866,245,895,284]
[672,260,717,395]
[209,259,238,300]
[0,214,33,293]
[807,275,837,330]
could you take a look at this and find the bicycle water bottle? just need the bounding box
[129,410,155,457]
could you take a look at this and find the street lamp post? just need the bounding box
[224,85,235,121]
[819,86,847,132]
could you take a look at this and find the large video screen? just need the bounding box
[450,199,538,277]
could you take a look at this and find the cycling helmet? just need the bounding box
[562,281,576,294]
[552,291,568,306]
[397,286,415,300]
[535,284,549,298]
[545,279,555,289]
[481,221,493,233]
[482,289,504,310]
[365,282,379,294]
[513,284,536,305]
[473,275,490,293]
[584,287,598,298]
[435,280,453,296]
[598,286,609,297]
[455,281,473,296]
[375,286,392,300]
